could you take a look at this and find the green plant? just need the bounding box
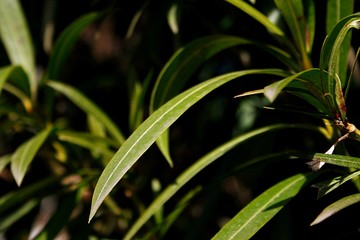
[0,0,359,239]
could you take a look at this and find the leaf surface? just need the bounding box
[212,173,315,240]
[89,69,287,222]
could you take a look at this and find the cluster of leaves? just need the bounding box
[0,0,359,239]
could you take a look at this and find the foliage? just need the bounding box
[0,0,359,239]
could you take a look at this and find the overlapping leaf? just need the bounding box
[89,69,288,222]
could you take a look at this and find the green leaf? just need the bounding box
[320,13,360,111]
[124,124,320,240]
[10,126,53,186]
[274,0,311,69]
[151,35,291,165]
[47,80,125,145]
[303,0,315,53]
[311,193,360,226]
[225,0,284,36]
[46,12,101,80]
[0,176,59,215]
[0,65,32,112]
[312,170,360,199]
[0,154,11,172]
[0,0,36,94]
[0,199,39,232]
[264,68,333,116]
[326,0,354,86]
[302,152,360,169]
[212,173,316,240]
[89,69,288,222]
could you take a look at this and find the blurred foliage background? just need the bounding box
[0,0,360,239]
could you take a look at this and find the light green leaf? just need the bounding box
[225,0,284,36]
[303,0,315,53]
[46,12,100,80]
[47,80,125,145]
[212,173,315,240]
[311,193,360,225]
[124,124,319,240]
[274,0,311,69]
[89,69,288,222]
[0,0,35,95]
[11,126,53,186]
[302,152,360,169]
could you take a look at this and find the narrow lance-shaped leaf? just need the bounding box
[11,126,53,186]
[46,80,125,145]
[274,0,311,69]
[299,152,360,169]
[89,69,288,222]
[320,13,360,100]
[311,193,360,226]
[151,35,292,166]
[46,12,101,80]
[212,173,316,240]
[0,0,36,95]
[326,0,354,85]
[225,0,284,37]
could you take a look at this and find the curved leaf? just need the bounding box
[0,65,32,112]
[326,0,354,86]
[311,193,360,226]
[124,124,322,240]
[46,80,125,145]
[225,0,284,36]
[89,69,288,222]
[274,0,311,69]
[46,12,101,80]
[0,0,36,94]
[212,172,316,240]
[10,125,53,186]
[151,35,293,165]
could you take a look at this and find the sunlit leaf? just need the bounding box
[0,154,11,173]
[311,193,360,226]
[47,80,125,145]
[11,126,53,186]
[212,173,316,240]
[303,0,315,53]
[89,69,288,222]
[46,12,101,80]
[300,152,360,169]
[0,0,36,94]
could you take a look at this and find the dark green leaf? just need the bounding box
[46,12,101,80]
